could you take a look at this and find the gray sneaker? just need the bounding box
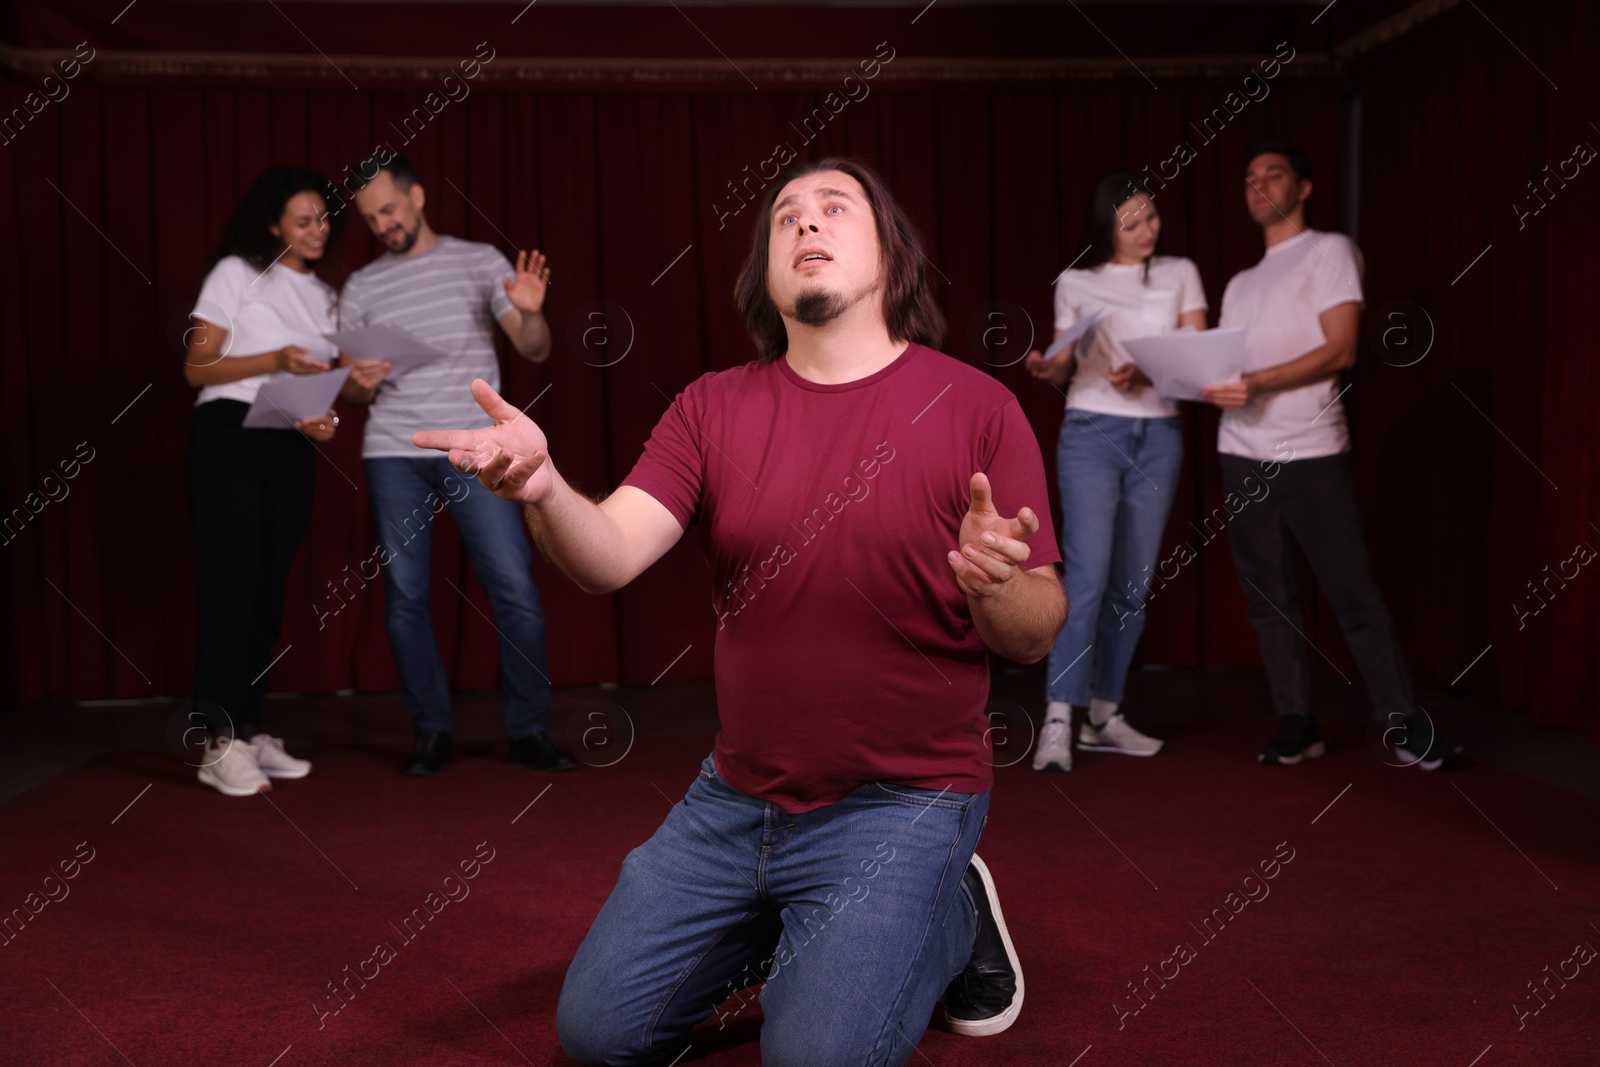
[197,735,271,796]
[249,733,312,779]
[1077,713,1164,757]
[1031,716,1073,772]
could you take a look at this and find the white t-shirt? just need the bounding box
[1217,230,1363,461]
[191,255,340,407]
[1053,255,1207,418]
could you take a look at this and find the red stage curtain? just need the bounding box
[1,6,1346,706]
[1353,0,1600,733]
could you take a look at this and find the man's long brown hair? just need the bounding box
[733,157,946,363]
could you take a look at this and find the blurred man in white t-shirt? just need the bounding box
[1202,144,1459,770]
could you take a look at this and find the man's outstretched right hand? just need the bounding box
[412,378,554,505]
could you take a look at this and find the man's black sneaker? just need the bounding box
[1259,714,1325,765]
[943,853,1024,1036]
[1393,714,1462,770]
[509,731,577,771]
[402,730,453,775]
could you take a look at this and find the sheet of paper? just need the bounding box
[1120,327,1248,402]
[325,325,450,373]
[242,366,352,429]
[1043,307,1107,361]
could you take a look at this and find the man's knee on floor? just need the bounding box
[557,943,689,1067]
[760,1009,915,1067]
[760,1035,909,1067]
[556,998,653,1067]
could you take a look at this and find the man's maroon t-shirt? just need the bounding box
[619,343,1061,813]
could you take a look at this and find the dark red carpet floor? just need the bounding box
[3,720,1597,1066]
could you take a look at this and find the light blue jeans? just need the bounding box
[557,753,990,1067]
[1044,409,1183,707]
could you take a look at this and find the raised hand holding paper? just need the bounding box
[242,366,352,429]
[1121,327,1247,402]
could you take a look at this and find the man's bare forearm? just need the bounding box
[514,310,551,362]
[1245,338,1350,395]
[521,470,627,594]
[520,468,634,594]
[969,569,1067,663]
[1246,303,1359,396]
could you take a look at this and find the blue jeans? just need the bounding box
[363,455,552,737]
[558,754,990,1067]
[1044,410,1183,706]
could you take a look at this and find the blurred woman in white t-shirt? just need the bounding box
[182,165,348,797]
[1023,172,1208,771]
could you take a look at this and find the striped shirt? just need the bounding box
[339,235,515,458]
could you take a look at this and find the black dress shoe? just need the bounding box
[508,731,577,771]
[943,853,1024,1036]
[402,730,453,775]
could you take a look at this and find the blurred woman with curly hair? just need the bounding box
[182,165,344,797]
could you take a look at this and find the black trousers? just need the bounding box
[187,399,316,733]
[1219,451,1415,721]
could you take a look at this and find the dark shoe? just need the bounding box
[943,853,1023,1036]
[508,731,577,771]
[1259,714,1325,765]
[1394,713,1462,770]
[402,730,453,775]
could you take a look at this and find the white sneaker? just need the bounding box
[1031,716,1073,772]
[197,735,271,796]
[249,733,312,779]
[1078,713,1164,757]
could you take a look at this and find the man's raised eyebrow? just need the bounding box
[772,186,860,218]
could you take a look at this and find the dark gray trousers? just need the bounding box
[1219,451,1415,721]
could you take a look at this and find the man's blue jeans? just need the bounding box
[364,455,552,737]
[557,754,991,1067]
[1044,410,1183,707]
